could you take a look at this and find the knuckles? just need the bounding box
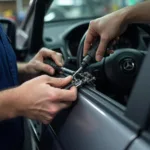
[56,78,64,86]
[56,52,62,57]
[39,48,57,56]
[50,51,57,56]
[89,20,95,27]
[42,119,52,125]
[49,106,59,116]
[40,75,51,82]
[39,48,46,55]
[49,92,59,101]
[39,48,63,61]
[101,33,109,41]
[43,120,49,125]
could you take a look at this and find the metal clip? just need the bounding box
[65,72,96,89]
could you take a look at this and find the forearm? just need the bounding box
[0,88,20,120]
[123,1,150,24]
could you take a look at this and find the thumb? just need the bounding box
[47,76,73,88]
[96,38,108,61]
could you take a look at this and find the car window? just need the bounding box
[44,0,144,22]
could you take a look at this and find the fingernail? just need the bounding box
[59,62,63,66]
[96,55,103,61]
[67,75,73,80]
[68,75,72,78]
[62,59,64,65]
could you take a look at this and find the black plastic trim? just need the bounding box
[126,46,150,129]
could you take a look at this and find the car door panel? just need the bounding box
[57,88,138,150]
[128,132,150,150]
[39,125,63,150]
[128,139,150,150]
[40,87,139,150]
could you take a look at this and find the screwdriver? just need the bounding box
[44,59,74,75]
[73,38,100,77]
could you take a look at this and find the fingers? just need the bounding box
[96,37,109,61]
[50,51,64,67]
[83,25,98,56]
[84,31,94,56]
[48,102,72,116]
[36,61,55,75]
[40,102,72,124]
[46,76,73,88]
[37,75,77,101]
[53,86,77,102]
[37,75,73,88]
[40,48,64,67]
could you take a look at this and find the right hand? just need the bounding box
[84,9,128,61]
[16,75,77,124]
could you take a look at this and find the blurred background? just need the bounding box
[0,0,30,25]
[0,0,148,25]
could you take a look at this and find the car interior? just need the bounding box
[43,11,150,107]
[1,0,150,150]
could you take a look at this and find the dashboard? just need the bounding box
[43,19,91,60]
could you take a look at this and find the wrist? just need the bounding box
[18,63,33,83]
[18,63,28,74]
[118,6,134,25]
[123,6,135,24]
[1,88,21,119]
[11,86,27,118]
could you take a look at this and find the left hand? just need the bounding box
[25,48,64,76]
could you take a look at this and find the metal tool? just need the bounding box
[44,59,96,89]
[73,38,100,78]
[44,59,74,75]
[65,72,96,89]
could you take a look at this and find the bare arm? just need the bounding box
[84,1,150,61]
[0,88,19,120]
[125,1,150,24]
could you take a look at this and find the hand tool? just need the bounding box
[44,59,74,75]
[73,38,100,78]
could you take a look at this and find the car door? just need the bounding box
[128,132,150,150]
[16,0,150,150]
[126,46,150,150]
[39,50,150,150]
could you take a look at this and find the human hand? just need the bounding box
[16,75,77,124]
[84,10,128,61]
[26,48,64,76]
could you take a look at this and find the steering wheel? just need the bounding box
[77,24,149,92]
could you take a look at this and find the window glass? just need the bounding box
[45,0,146,22]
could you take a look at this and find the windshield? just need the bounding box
[44,0,143,22]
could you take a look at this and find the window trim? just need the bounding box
[125,45,150,129]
